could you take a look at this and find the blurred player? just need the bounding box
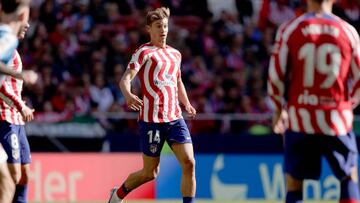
[108,7,197,203]
[0,144,15,203]
[268,0,360,202]
[0,0,35,202]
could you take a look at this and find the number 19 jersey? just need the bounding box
[268,13,360,136]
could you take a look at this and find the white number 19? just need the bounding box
[298,43,341,88]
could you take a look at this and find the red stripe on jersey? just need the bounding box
[129,62,136,70]
[148,56,164,122]
[163,50,175,119]
[325,110,340,135]
[155,52,166,122]
[138,67,152,122]
[138,44,153,65]
[146,58,159,122]
[9,53,19,123]
[310,110,322,134]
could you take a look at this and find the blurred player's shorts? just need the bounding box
[0,144,7,163]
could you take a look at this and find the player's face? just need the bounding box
[17,7,30,39]
[148,18,168,46]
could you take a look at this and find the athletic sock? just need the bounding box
[183,196,195,203]
[286,190,303,203]
[116,183,131,199]
[13,184,28,203]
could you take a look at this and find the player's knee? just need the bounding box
[19,168,30,185]
[143,167,160,181]
[181,157,195,173]
[9,170,21,184]
[349,166,359,182]
[286,173,303,191]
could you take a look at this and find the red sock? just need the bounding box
[116,183,131,199]
[340,200,360,203]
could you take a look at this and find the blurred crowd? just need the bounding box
[20,0,360,134]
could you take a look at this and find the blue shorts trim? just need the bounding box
[284,130,358,180]
[0,121,31,164]
[139,119,192,157]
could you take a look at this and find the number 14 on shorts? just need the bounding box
[148,130,160,143]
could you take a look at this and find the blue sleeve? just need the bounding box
[0,32,18,64]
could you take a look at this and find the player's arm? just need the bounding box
[177,76,196,119]
[119,68,143,111]
[349,26,360,108]
[0,62,38,84]
[0,83,34,122]
[267,23,289,134]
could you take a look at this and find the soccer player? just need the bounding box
[0,0,35,202]
[108,7,197,203]
[268,0,360,202]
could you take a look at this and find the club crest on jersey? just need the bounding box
[149,144,158,154]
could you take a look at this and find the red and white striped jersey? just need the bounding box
[268,13,360,136]
[0,50,25,125]
[128,43,183,123]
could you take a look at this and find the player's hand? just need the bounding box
[21,70,38,84]
[20,105,35,122]
[272,109,288,135]
[125,94,143,111]
[185,104,196,119]
[351,97,360,109]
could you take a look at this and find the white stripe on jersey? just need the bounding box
[143,57,158,122]
[298,108,314,134]
[165,49,178,119]
[279,45,288,75]
[154,51,170,122]
[315,110,336,136]
[142,96,149,122]
[268,57,284,95]
[288,106,300,131]
[342,109,353,129]
[331,110,347,135]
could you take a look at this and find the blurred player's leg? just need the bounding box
[108,155,160,203]
[285,173,303,203]
[12,164,30,203]
[0,146,14,203]
[172,143,196,203]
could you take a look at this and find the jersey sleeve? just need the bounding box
[0,80,25,112]
[349,26,360,101]
[0,33,24,112]
[127,47,150,71]
[0,34,18,63]
[267,23,289,112]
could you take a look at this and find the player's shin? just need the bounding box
[13,184,27,203]
[340,178,360,203]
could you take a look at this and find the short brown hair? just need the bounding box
[146,7,170,25]
[0,0,30,14]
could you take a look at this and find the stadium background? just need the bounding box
[15,0,360,202]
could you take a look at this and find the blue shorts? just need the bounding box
[0,121,31,164]
[284,130,358,180]
[139,119,192,157]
